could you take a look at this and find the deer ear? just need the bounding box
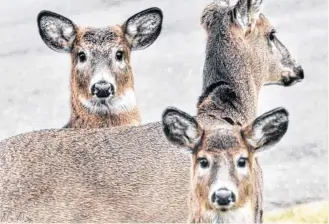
[123,7,163,51]
[162,107,203,150]
[241,107,289,151]
[232,0,263,34]
[201,3,221,33]
[37,10,76,53]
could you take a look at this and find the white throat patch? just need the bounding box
[205,202,253,224]
[79,88,137,115]
[108,89,137,114]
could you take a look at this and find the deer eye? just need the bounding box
[197,158,209,169]
[116,50,124,61]
[268,30,276,41]
[237,157,248,168]
[78,52,87,63]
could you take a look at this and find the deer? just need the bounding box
[162,106,289,223]
[0,0,304,222]
[37,8,163,128]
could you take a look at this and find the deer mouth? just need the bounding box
[79,96,113,114]
[79,88,137,115]
[92,96,114,103]
[281,70,303,87]
[282,76,302,87]
[213,204,235,212]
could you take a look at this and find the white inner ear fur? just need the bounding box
[185,125,201,144]
[139,15,161,33]
[41,17,75,51]
[127,24,138,36]
[214,0,231,7]
[179,117,201,147]
[234,1,262,34]
[163,113,201,147]
[125,14,161,47]
[125,24,139,47]
[245,112,288,150]
[245,127,264,149]
[62,25,75,40]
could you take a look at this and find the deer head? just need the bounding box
[201,0,304,88]
[162,106,289,222]
[37,8,163,115]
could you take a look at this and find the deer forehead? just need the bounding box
[75,26,128,51]
[201,128,247,152]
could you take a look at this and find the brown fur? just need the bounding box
[65,106,141,128]
[163,105,287,223]
[65,26,141,128]
[0,1,300,222]
[38,9,163,129]
[187,129,255,222]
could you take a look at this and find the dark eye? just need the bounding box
[116,50,124,61]
[78,52,86,63]
[237,158,247,168]
[197,158,209,169]
[268,30,276,41]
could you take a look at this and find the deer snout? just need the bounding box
[211,188,236,208]
[282,66,304,86]
[91,81,115,98]
[294,66,304,80]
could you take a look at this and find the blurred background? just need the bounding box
[0,0,327,213]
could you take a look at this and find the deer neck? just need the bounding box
[198,20,265,128]
[196,80,259,130]
[66,88,141,129]
[197,47,263,129]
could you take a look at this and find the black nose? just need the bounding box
[295,66,304,80]
[211,188,236,206]
[91,81,114,98]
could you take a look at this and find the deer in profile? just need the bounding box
[37,8,163,128]
[162,106,289,223]
[0,0,304,222]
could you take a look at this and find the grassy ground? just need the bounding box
[264,201,328,224]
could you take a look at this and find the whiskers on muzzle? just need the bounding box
[79,88,137,115]
[80,97,112,115]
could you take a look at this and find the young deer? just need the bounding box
[0,0,304,222]
[162,106,289,223]
[37,8,163,128]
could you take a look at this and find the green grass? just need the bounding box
[264,201,328,224]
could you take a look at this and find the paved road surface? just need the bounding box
[0,0,327,211]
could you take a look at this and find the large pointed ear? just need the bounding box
[162,107,203,150]
[241,107,289,151]
[123,7,163,51]
[37,10,77,53]
[201,2,221,33]
[231,0,263,34]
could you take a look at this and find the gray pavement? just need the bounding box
[0,0,327,211]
